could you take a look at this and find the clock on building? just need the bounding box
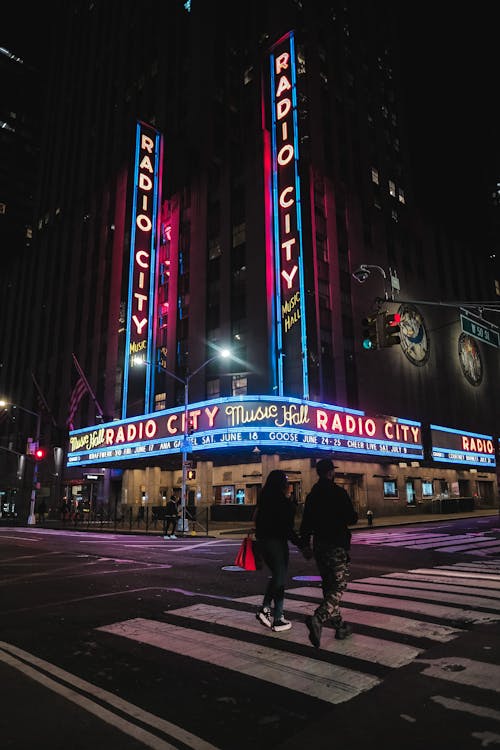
[458,333,483,386]
[398,303,430,366]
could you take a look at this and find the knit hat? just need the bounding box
[316,458,335,476]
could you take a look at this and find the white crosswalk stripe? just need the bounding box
[98,616,380,705]
[353,529,500,556]
[97,564,500,709]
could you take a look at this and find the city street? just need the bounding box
[1,515,499,750]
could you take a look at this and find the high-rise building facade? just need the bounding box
[1,0,498,521]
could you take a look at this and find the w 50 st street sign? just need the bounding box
[460,310,500,348]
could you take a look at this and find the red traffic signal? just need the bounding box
[34,447,47,461]
[382,312,401,347]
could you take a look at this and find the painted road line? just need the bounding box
[0,641,220,750]
[287,586,500,624]
[370,573,500,600]
[350,578,500,602]
[418,657,500,693]
[431,695,500,721]
[411,567,500,582]
[98,617,380,705]
[347,582,500,611]
[168,603,421,667]
[380,572,500,593]
[237,594,463,642]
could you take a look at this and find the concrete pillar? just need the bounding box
[198,460,214,508]
[261,454,280,481]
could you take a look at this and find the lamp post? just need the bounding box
[134,348,231,534]
[351,264,400,301]
[0,400,41,525]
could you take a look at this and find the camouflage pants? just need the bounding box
[313,543,350,625]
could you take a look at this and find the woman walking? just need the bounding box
[255,469,311,632]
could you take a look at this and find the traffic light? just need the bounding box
[361,315,379,350]
[382,312,401,347]
[34,447,47,461]
[187,469,196,480]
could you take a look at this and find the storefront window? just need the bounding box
[221,485,235,504]
[383,480,398,498]
[422,481,433,497]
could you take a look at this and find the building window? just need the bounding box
[154,392,166,411]
[383,480,398,498]
[207,378,220,400]
[208,238,221,260]
[398,187,405,204]
[371,167,379,184]
[232,222,246,247]
[232,375,247,396]
[422,481,434,497]
[388,180,396,197]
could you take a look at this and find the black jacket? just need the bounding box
[255,490,302,546]
[300,477,358,549]
[166,499,178,517]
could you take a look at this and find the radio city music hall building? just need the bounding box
[2,1,498,520]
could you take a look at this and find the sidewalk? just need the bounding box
[4,507,497,538]
[210,507,499,538]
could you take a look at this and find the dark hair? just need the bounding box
[316,458,334,477]
[262,469,288,495]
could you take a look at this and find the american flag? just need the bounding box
[66,376,88,430]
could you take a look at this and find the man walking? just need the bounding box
[300,458,358,647]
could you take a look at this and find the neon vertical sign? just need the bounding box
[122,121,162,418]
[269,31,309,399]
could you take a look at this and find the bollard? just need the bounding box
[366,509,374,527]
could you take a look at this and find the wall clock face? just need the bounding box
[458,333,483,386]
[398,304,430,366]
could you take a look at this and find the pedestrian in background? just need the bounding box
[300,458,358,647]
[36,498,47,524]
[255,469,312,632]
[164,494,179,539]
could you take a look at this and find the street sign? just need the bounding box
[460,311,500,348]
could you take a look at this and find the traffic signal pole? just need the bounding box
[180,380,189,534]
[27,411,42,526]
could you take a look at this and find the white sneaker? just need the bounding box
[256,607,272,628]
[272,617,292,632]
[163,535,171,539]
[171,534,177,539]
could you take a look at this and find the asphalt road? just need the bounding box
[1,515,499,750]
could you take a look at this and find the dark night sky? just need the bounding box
[388,3,500,243]
[4,2,499,246]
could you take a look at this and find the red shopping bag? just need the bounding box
[235,534,257,571]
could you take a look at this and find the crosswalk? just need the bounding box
[98,558,500,711]
[352,527,500,556]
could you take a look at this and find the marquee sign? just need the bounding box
[269,32,309,399]
[430,424,496,467]
[67,396,423,466]
[122,121,163,418]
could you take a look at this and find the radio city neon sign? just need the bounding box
[430,424,496,466]
[273,44,300,327]
[69,397,422,455]
[129,126,158,353]
[269,32,308,397]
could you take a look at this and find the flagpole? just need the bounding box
[72,353,104,418]
[31,372,57,427]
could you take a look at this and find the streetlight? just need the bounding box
[0,400,41,526]
[351,264,400,300]
[133,347,232,534]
